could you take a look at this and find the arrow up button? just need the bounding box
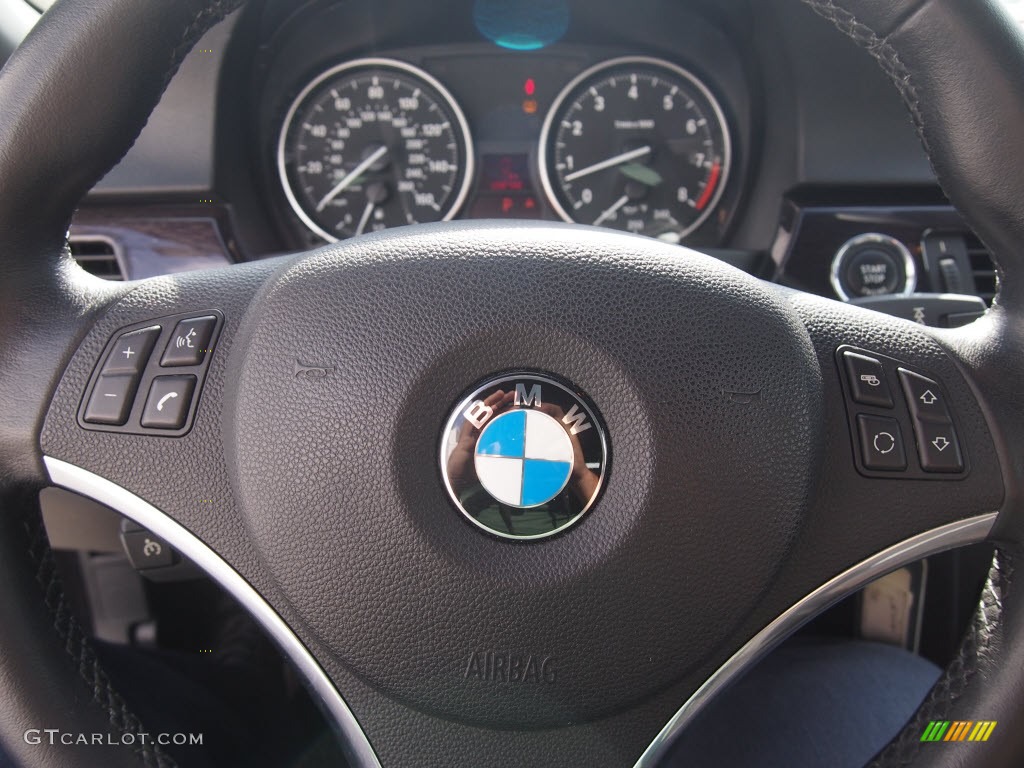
[898,369,951,423]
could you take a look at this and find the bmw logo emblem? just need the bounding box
[440,373,608,540]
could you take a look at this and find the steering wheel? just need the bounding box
[1,0,1023,765]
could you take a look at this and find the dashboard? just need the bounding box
[2,3,1009,765]
[275,53,731,244]
[71,0,996,316]
[251,0,751,252]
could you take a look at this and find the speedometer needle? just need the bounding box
[592,195,630,226]
[563,145,651,182]
[315,145,389,212]
[354,202,375,236]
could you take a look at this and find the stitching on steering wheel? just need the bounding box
[867,551,1011,766]
[800,0,935,165]
[24,511,178,768]
[12,6,246,764]
[161,0,245,94]
[16,2,1010,765]
[796,10,1015,759]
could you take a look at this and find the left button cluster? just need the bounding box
[79,312,221,435]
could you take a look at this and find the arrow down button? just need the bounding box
[915,420,964,473]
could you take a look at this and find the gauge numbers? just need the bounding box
[539,56,731,242]
[278,58,474,242]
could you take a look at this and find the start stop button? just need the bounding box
[830,233,917,301]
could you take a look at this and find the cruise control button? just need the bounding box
[140,375,196,429]
[913,420,964,473]
[122,530,177,569]
[843,351,893,408]
[103,326,160,375]
[83,374,138,425]
[857,414,907,471]
[898,369,951,423]
[161,316,216,367]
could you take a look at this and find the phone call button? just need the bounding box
[141,375,197,430]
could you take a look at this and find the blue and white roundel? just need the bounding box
[474,410,574,507]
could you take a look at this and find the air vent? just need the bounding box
[69,237,125,281]
[963,232,998,305]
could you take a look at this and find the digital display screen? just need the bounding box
[484,154,529,192]
[468,154,541,219]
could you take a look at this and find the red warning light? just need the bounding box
[524,77,536,96]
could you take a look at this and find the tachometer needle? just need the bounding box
[564,145,651,182]
[592,195,630,226]
[315,145,389,212]
[354,202,375,236]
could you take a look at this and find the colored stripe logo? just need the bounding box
[921,720,997,742]
[474,409,574,508]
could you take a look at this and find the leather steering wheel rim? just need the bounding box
[1,1,1023,766]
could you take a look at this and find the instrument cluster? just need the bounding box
[258,3,752,251]
[276,52,737,247]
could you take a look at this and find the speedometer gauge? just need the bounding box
[538,56,731,242]
[278,58,474,242]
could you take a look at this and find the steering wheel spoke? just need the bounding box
[33,218,1007,766]
[3,0,1024,766]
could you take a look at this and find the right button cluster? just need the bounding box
[838,346,966,478]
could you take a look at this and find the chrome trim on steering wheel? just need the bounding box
[43,455,996,767]
[43,456,383,768]
[634,512,997,767]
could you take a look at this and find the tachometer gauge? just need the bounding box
[538,56,731,242]
[278,58,474,242]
